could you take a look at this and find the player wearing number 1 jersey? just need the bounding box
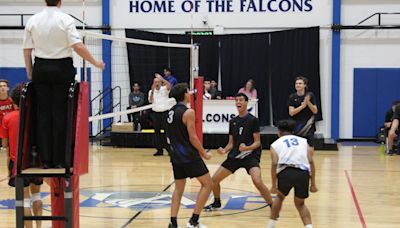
[166,83,213,228]
[268,120,317,228]
[204,93,273,211]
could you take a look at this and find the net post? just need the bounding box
[190,44,199,90]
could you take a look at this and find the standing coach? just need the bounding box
[23,0,105,168]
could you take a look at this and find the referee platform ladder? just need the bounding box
[15,81,90,228]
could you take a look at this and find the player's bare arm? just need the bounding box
[307,145,318,193]
[270,147,279,194]
[183,109,211,160]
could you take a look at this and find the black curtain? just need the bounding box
[193,36,220,81]
[125,27,321,127]
[219,33,270,125]
[269,27,322,122]
[125,29,190,94]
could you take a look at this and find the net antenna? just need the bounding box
[81,0,88,82]
[189,3,199,91]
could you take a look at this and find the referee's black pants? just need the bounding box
[32,57,75,167]
[152,111,167,153]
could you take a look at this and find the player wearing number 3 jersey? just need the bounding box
[268,120,317,228]
[166,83,213,228]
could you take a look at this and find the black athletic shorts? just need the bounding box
[172,160,209,180]
[277,167,310,199]
[8,160,43,187]
[221,157,260,174]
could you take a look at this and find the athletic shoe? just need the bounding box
[186,221,207,228]
[387,150,396,156]
[168,222,181,228]
[153,151,163,156]
[204,202,221,211]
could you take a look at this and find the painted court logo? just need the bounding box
[1,186,269,218]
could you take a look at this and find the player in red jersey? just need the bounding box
[0,80,15,127]
[1,85,43,228]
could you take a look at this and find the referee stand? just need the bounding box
[15,81,90,228]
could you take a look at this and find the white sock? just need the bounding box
[305,224,313,228]
[267,219,277,228]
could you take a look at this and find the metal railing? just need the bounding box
[90,86,122,137]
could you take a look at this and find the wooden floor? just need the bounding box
[1,144,400,228]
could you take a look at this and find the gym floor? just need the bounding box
[1,144,399,227]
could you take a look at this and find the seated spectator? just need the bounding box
[386,101,400,155]
[238,79,257,99]
[210,79,222,100]
[127,82,145,131]
[163,68,177,87]
[203,78,212,100]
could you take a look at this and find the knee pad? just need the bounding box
[23,199,31,208]
[31,193,41,203]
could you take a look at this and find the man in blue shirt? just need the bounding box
[164,68,178,87]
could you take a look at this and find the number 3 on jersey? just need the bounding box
[283,138,299,148]
[167,110,174,124]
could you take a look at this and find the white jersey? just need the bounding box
[270,135,310,173]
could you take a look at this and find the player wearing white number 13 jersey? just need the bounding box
[268,120,318,228]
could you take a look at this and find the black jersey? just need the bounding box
[166,103,201,164]
[386,109,394,123]
[393,105,400,121]
[227,113,261,160]
[287,92,317,135]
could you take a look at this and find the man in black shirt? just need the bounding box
[166,83,213,228]
[387,104,400,155]
[288,76,318,148]
[204,93,273,211]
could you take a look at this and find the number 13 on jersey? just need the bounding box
[284,138,299,148]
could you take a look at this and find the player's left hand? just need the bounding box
[310,184,318,193]
[239,143,247,152]
[271,185,277,194]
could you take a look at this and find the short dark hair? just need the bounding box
[164,67,172,73]
[132,82,140,87]
[392,100,400,106]
[170,83,188,102]
[0,79,9,86]
[295,76,308,85]
[46,0,61,6]
[204,78,211,83]
[235,93,249,102]
[11,84,23,106]
[277,119,296,133]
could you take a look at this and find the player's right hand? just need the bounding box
[217,147,226,155]
[204,152,212,160]
[310,184,318,193]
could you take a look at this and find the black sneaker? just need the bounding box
[204,202,221,212]
[388,150,396,156]
[168,222,181,228]
[153,151,164,156]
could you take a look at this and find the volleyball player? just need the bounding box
[1,85,43,228]
[268,120,317,228]
[388,104,400,155]
[204,93,273,211]
[166,83,213,228]
[0,79,15,143]
[288,76,318,149]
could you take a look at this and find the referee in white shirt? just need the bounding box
[149,73,171,156]
[23,0,105,168]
